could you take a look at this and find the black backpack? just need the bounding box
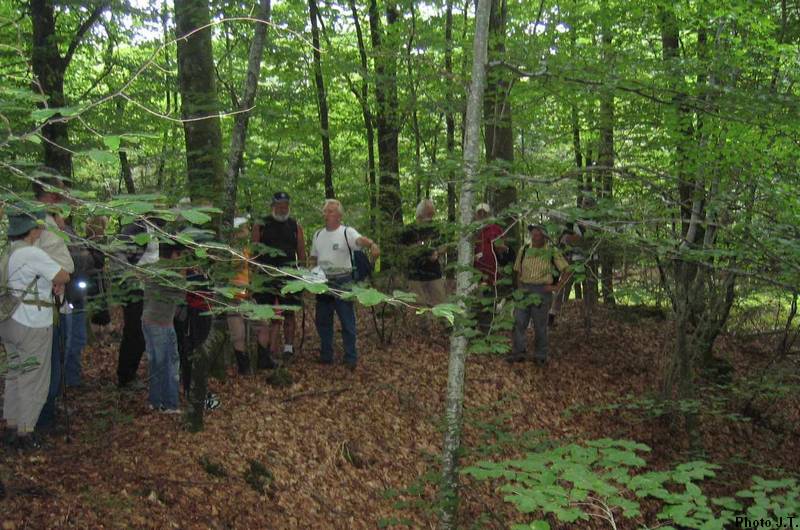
[343,226,373,282]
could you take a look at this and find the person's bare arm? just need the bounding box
[52,269,70,286]
[355,236,380,258]
[251,224,261,245]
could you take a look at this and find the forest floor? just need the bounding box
[1,300,798,529]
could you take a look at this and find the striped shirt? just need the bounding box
[514,243,569,285]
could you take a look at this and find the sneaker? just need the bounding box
[548,314,556,327]
[158,407,182,415]
[344,360,357,372]
[282,345,294,362]
[533,357,548,366]
[204,392,221,411]
[316,357,334,365]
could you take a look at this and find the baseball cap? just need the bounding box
[271,191,290,205]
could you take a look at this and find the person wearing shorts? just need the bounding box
[251,191,306,367]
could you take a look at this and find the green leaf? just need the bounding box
[30,108,59,121]
[83,149,117,165]
[354,287,388,307]
[179,208,212,225]
[103,135,121,150]
[281,279,329,295]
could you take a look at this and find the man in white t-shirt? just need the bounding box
[309,199,379,369]
[1,204,70,449]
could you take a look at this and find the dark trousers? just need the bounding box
[512,284,552,360]
[36,320,64,429]
[117,297,145,386]
[175,307,212,397]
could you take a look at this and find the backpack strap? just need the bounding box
[342,225,356,270]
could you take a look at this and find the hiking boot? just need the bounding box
[533,357,548,366]
[15,434,43,451]
[505,353,527,363]
[282,345,295,362]
[256,346,277,370]
[316,356,334,365]
[235,350,251,375]
[344,360,357,372]
[548,314,556,327]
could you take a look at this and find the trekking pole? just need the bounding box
[299,295,306,355]
[54,294,71,443]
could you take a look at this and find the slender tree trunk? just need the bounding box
[438,0,492,526]
[483,0,516,224]
[30,0,108,178]
[223,0,271,230]
[308,0,335,199]
[348,0,376,225]
[174,0,225,431]
[368,0,403,251]
[445,0,457,223]
[598,10,615,305]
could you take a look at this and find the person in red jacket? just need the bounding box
[472,203,509,334]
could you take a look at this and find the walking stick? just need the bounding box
[54,294,71,443]
[299,295,306,356]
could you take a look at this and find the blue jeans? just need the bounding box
[315,293,357,365]
[63,310,87,387]
[37,319,64,429]
[142,322,180,410]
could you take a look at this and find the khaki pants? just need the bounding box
[408,278,447,307]
[1,320,53,434]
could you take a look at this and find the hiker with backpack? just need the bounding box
[30,170,77,432]
[506,224,572,365]
[310,199,379,370]
[473,203,509,334]
[1,204,71,449]
[548,225,584,327]
[400,199,446,307]
[251,191,307,369]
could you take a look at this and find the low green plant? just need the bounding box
[462,438,799,529]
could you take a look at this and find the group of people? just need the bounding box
[2,170,584,449]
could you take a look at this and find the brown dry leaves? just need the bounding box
[1,302,798,529]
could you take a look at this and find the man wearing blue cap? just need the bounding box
[251,191,306,368]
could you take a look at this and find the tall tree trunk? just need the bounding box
[30,0,108,178]
[348,0,376,225]
[368,0,403,253]
[483,0,516,224]
[175,0,225,209]
[598,8,615,305]
[223,0,271,230]
[308,0,335,199]
[438,0,492,526]
[174,0,225,432]
[445,0,456,223]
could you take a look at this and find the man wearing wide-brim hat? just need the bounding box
[1,203,71,450]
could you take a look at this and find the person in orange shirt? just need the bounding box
[227,216,252,375]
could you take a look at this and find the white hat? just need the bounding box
[233,216,249,229]
[476,202,492,214]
